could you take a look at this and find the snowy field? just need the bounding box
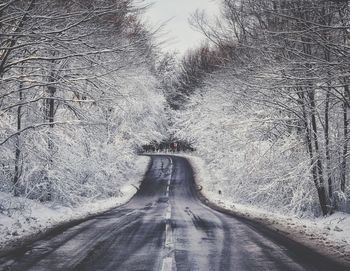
[0,156,150,252]
[183,154,350,266]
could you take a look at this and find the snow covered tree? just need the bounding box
[0,0,168,205]
[174,0,350,216]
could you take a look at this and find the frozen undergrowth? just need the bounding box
[0,156,149,251]
[183,154,350,265]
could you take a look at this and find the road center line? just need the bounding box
[165,200,172,220]
[168,158,173,186]
[161,257,173,271]
[161,157,175,271]
[161,215,175,271]
[165,158,173,198]
[165,223,172,245]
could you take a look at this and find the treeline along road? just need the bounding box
[0,155,348,271]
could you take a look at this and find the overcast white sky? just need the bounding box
[143,0,220,55]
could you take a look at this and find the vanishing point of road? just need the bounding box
[0,155,348,271]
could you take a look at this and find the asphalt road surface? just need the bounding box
[0,155,348,271]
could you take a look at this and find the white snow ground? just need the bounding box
[0,156,150,251]
[183,154,350,265]
[2,153,349,265]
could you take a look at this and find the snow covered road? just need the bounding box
[0,155,348,271]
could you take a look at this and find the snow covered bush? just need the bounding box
[174,71,326,217]
[0,0,168,206]
[171,0,350,217]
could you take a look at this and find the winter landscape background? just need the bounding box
[1,0,350,260]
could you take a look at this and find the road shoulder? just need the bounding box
[0,156,150,256]
[176,153,350,268]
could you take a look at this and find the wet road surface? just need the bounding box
[0,155,348,271]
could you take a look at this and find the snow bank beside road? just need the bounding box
[183,154,350,266]
[0,156,150,252]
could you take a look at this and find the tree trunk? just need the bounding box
[341,83,349,193]
[13,81,23,196]
[43,70,57,201]
[46,70,57,140]
[322,12,334,202]
[308,88,331,215]
[298,89,320,206]
[324,88,333,200]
